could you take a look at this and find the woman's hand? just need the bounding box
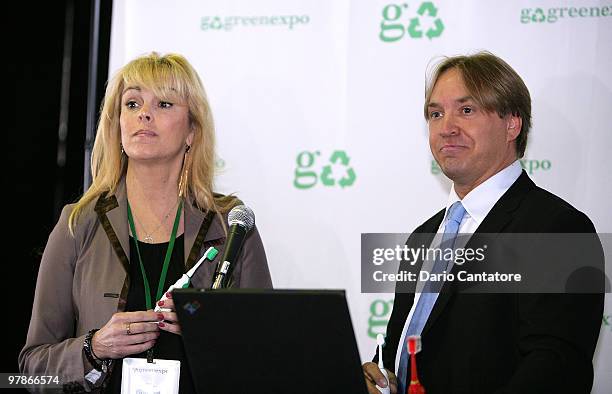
[156,291,182,335]
[92,310,163,359]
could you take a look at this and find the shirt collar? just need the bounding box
[444,160,522,225]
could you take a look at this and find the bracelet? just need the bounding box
[83,329,112,373]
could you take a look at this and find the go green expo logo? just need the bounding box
[294,150,357,190]
[380,2,444,43]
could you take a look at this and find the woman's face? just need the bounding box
[120,85,193,164]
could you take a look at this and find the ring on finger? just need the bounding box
[126,322,132,335]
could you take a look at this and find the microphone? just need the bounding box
[211,205,255,289]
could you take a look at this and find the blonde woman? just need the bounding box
[20,52,272,392]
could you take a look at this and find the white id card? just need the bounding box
[121,357,181,394]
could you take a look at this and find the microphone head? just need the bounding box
[228,205,255,231]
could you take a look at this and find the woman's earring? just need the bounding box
[178,145,192,198]
[120,143,125,155]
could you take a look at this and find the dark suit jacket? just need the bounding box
[380,171,603,394]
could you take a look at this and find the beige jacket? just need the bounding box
[19,183,272,391]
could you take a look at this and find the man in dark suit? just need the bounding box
[362,52,604,394]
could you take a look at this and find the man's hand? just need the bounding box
[363,362,397,394]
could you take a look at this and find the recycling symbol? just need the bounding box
[531,8,546,23]
[320,150,356,188]
[407,2,444,39]
[210,16,223,30]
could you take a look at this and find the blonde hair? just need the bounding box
[69,52,236,233]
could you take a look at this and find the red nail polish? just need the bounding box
[159,322,165,328]
[157,313,164,321]
[166,291,172,298]
[157,300,164,306]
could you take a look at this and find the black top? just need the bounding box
[105,234,196,393]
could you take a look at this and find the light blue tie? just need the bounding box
[397,201,466,393]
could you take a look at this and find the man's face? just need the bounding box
[427,68,520,195]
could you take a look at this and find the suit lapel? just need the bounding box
[94,182,230,308]
[94,183,131,311]
[183,199,205,267]
[183,200,224,270]
[385,210,444,364]
[95,183,130,275]
[97,183,227,268]
[396,213,444,296]
[471,171,534,234]
[421,171,535,335]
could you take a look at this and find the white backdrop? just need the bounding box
[109,1,612,391]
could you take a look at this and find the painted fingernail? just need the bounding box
[158,322,165,328]
[157,313,164,321]
[157,300,164,306]
[166,291,172,298]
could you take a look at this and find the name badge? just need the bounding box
[121,357,180,394]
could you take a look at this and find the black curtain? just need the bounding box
[6,0,113,379]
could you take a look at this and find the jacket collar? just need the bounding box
[472,170,534,234]
[94,180,225,272]
[421,171,536,335]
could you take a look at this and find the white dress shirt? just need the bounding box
[394,160,523,374]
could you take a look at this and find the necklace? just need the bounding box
[131,198,180,243]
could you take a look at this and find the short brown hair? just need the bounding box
[424,51,532,158]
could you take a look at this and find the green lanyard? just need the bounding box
[127,199,184,310]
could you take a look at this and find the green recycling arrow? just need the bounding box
[407,18,423,38]
[426,19,444,39]
[320,166,335,186]
[418,2,437,17]
[338,168,356,188]
[329,150,350,166]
